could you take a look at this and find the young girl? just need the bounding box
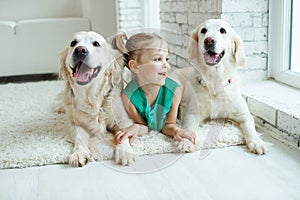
[112,32,196,146]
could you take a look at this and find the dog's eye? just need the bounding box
[220,28,226,34]
[93,41,101,47]
[70,40,77,47]
[200,28,207,34]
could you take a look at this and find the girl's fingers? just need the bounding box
[186,134,196,144]
[120,131,132,144]
[191,136,196,144]
[174,134,183,142]
[115,130,125,144]
[129,135,136,146]
[177,130,196,144]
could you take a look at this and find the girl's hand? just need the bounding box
[114,124,141,145]
[173,128,196,144]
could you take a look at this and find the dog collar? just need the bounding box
[197,77,233,87]
[224,78,232,87]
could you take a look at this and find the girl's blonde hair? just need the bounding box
[111,32,166,68]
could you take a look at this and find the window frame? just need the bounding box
[268,0,300,89]
[142,0,160,29]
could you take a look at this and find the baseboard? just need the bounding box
[0,73,59,84]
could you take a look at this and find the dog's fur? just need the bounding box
[171,19,268,154]
[60,31,136,166]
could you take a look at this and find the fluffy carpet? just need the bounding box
[0,81,245,169]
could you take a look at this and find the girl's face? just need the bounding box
[133,40,170,86]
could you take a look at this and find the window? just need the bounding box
[291,0,300,73]
[269,0,300,88]
[117,0,160,32]
[142,0,160,28]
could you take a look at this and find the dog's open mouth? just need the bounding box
[204,50,225,66]
[72,61,101,85]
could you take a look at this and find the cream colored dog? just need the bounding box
[171,19,268,154]
[60,31,136,166]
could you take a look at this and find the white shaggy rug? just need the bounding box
[0,81,245,169]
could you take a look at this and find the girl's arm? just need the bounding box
[162,88,196,144]
[115,93,149,145]
[162,87,181,136]
[121,93,147,126]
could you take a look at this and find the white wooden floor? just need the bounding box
[0,134,299,200]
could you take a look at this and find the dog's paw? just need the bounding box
[246,137,269,155]
[114,139,136,166]
[69,147,92,167]
[178,139,195,153]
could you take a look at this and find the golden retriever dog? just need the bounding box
[60,31,136,166]
[171,19,268,154]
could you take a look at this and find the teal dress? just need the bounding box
[123,77,179,131]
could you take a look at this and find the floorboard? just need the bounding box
[0,134,299,200]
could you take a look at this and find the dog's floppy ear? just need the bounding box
[188,27,200,60]
[233,34,246,66]
[59,48,69,80]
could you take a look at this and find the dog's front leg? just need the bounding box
[114,138,136,166]
[110,89,137,165]
[69,125,92,167]
[234,111,268,155]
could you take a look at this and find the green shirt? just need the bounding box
[123,77,179,131]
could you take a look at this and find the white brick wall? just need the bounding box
[160,0,268,82]
[243,81,300,149]
[222,0,268,12]
[160,0,221,68]
[118,0,143,32]
[277,111,300,138]
[247,97,277,125]
[222,0,268,81]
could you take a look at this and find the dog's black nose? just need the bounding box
[204,37,215,50]
[204,37,215,45]
[74,46,89,58]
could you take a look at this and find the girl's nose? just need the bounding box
[162,60,169,68]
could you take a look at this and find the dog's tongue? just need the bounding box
[204,53,219,65]
[74,63,94,83]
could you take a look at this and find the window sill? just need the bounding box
[242,80,300,150]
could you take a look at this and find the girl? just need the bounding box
[111,32,196,146]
